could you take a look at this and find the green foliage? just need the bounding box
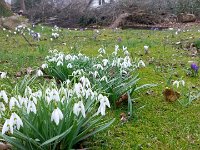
[194,39,200,49]
[0,76,115,150]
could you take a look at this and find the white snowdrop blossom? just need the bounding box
[0,90,8,103]
[0,102,5,111]
[36,69,43,77]
[9,97,20,110]
[67,63,72,68]
[10,113,23,130]
[50,89,60,102]
[25,86,32,96]
[102,59,109,66]
[31,90,42,99]
[173,80,185,88]
[93,64,104,70]
[0,72,7,79]
[57,60,63,66]
[144,45,149,53]
[93,71,99,78]
[74,83,84,98]
[41,63,48,69]
[73,101,86,118]
[97,94,110,116]
[80,76,90,88]
[51,108,63,125]
[27,101,37,114]
[122,46,127,51]
[2,119,13,134]
[98,47,106,54]
[72,69,84,76]
[52,33,59,38]
[18,95,28,107]
[100,76,108,82]
[138,60,146,68]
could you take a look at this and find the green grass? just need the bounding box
[0,25,200,149]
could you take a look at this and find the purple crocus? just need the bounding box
[191,63,199,72]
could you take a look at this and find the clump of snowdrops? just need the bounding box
[0,75,114,150]
[41,45,153,110]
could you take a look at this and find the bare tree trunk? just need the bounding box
[20,0,26,12]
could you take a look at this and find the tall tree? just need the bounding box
[0,0,12,16]
[20,0,26,12]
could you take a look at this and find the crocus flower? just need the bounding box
[51,108,63,125]
[191,63,199,73]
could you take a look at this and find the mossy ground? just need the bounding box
[0,25,199,149]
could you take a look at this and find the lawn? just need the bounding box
[0,25,199,149]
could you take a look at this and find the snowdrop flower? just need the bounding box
[18,95,28,107]
[0,102,5,111]
[9,97,20,110]
[115,45,119,52]
[93,64,104,70]
[97,94,110,116]
[10,113,23,130]
[36,70,43,77]
[138,60,146,68]
[74,83,84,98]
[80,76,90,88]
[172,80,179,88]
[173,80,185,88]
[122,46,127,51]
[100,76,108,82]
[41,63,48,69]
[0,90,8,103]
[51,89,60,102]
[180,80,185,86]
[0,72,7,79]
[144,45,149,54]
[27,101,37,114]
[52,33,59,38]
[2,119,13,134]
[67,63,72,68]
[51,108,63,125]
[31,90,42,99]
[72,69,84,76]
[93,71,99,78]
[73,101,86,118]
[85,88,94,99]
[3,28,6,31]
[98,48,106,54]
[102,59,109,66]
[57,60,63,66]
[124,50,129,56]
[25,86,32,97]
